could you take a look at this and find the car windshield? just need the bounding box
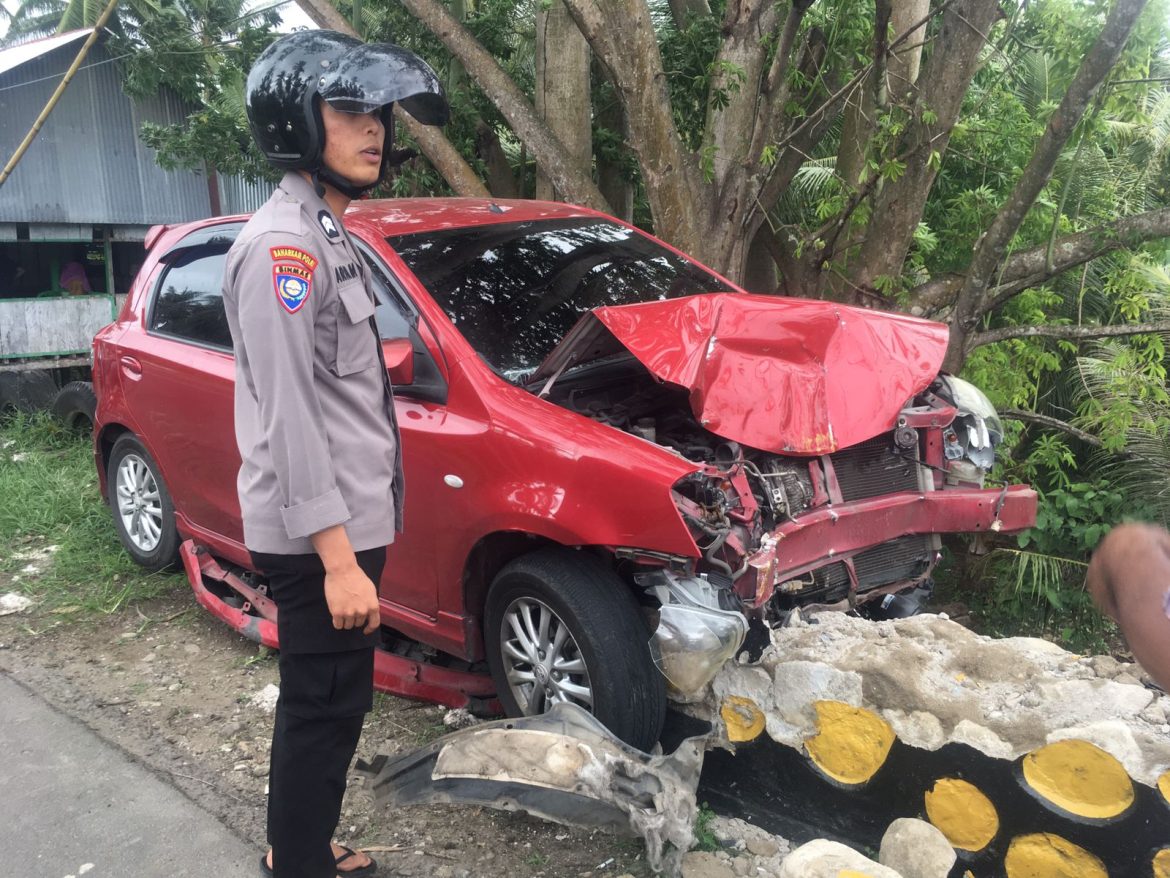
[386,218,732,379]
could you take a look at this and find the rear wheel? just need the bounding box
[106,434,179,571]
[484,548,666,751]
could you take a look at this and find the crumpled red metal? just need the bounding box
[588,293,950,455]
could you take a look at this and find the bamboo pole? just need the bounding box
[0,0,120,188]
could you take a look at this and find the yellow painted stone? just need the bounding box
[803,701,895,786]
[924,778,999,852]
[1021,739,1134,820]
[721,696,766,743]
[1004,834,1107,878]
[1154,848,1170,878]
[1159,771,1170,805]
[837,872,876,878]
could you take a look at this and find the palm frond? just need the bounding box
[1017,52,1056,116]
[994,548,1088,610]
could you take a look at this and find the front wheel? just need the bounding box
[484,548,666,751]
[106,434,179,571]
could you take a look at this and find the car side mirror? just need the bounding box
[382,338,414,386]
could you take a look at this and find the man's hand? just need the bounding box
[311,524,381,634]
[323,563,382,633]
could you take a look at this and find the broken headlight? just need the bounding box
[940,375,1004,475]
[641,572,748,701]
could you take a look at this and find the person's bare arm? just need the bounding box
[1086,522,1170,690]
[311,525,381,634]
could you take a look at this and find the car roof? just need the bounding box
[169,198,605,246]
[345,197,604,237]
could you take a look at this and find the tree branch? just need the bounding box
[750,0,815,164]
[1002,409,1104,448]
[944,0,1152,370]
[909,206,1170,315]
[969,320,1170,348]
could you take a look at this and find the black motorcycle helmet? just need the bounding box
[245,30,449,197]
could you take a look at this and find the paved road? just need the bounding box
[0,672,258,878]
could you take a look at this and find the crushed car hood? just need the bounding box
[531,293,950,454]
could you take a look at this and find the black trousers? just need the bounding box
[251,547,386,878]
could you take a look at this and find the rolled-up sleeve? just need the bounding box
[230,239,350,539]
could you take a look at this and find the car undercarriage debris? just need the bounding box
[356,702,710,874]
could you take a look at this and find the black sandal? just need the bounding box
[259,847,378,877]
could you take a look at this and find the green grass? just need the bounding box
[0,413,182,615]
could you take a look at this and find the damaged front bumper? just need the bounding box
[743,484,1038,607]
[356,702,709,873]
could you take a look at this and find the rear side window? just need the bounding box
[150,250,232,350]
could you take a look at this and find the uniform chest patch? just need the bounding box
[335,262,359,283]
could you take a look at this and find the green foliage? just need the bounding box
[57,0,288,182]
[657,8,724,151]
[691,802,719,853]
[965,481,1136,652]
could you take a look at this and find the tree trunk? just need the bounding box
[666,0,710,29]
[595,63,633,221]
[741,229,778,292]
[536,0,592,202]
[476,120,519,198]
[562,0,703,253]
[366,0,609,209]
[847,0,1001,299]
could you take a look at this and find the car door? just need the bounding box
[357,245,488,624]
[116,230,242,545]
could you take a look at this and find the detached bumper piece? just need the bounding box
[356,702,709,874]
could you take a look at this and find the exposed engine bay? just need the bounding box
[540,352,1009,667]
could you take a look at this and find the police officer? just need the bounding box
[224,30,448,878]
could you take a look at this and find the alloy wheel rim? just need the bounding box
[500,597,593,715]
[116,453,163,553]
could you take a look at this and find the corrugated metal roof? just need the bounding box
[0,40,215,224]
[0,28,93,77]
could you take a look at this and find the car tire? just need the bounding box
[484,548,666,751]
[51,381,97,432]
[106,434,179,571]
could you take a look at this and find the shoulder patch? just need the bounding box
[273,263,313,314]
[270,245,316,315]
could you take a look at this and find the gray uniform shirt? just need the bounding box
[223,171,404,555]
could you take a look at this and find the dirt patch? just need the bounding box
[0,588,657,878]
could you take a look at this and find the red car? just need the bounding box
[93,199,1036,749]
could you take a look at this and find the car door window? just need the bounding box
[356,246,448,404]
[149,249,232,351]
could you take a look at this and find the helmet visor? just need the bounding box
[318,43,449,126]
